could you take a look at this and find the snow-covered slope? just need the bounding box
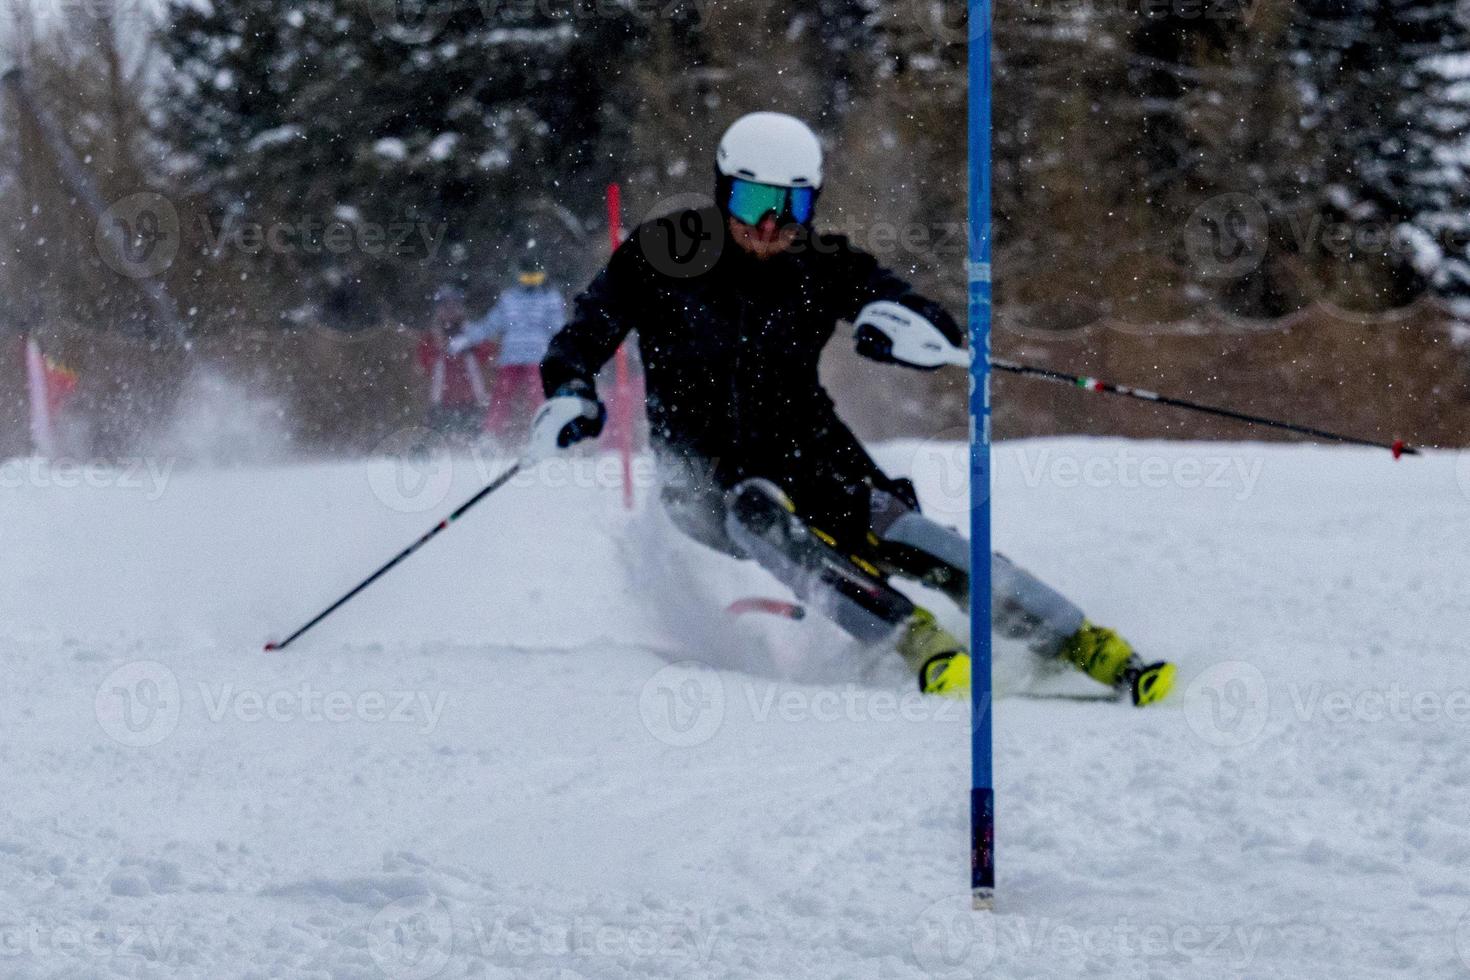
[1,439,1468,978]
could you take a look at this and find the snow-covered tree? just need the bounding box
[1289,0,1470,317]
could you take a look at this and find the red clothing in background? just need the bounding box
[484,364,544,438]
[417,334,493,407]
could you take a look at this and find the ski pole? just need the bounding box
[991,358,1418,458]
[265,460,524,652]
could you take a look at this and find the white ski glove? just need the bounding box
[853,300,967,370]
[446,333,472,356]
[527,382,606,461]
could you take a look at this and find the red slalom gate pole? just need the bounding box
[608,182,636,510]
[606,180,621,253]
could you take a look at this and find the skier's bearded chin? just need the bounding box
[729,215,799,260]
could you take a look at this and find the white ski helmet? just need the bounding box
[716,112,824,190]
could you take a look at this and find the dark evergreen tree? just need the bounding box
[154,0,647,327]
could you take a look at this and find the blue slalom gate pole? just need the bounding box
[970,0,996,910]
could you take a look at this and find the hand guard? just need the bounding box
[853,300,967,370]
[527,382,606,460]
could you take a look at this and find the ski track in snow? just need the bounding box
[1,438,1469,978]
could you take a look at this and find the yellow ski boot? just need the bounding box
[1126,660,1177,707]
[898,608,971,699]
[1058,620,1175,706]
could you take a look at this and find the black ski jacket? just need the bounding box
[542,210,962,507]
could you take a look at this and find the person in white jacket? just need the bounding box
[451,259,567,440]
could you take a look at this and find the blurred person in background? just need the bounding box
[417,285,493,442]
[450,256,566,443]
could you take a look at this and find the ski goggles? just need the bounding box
[725,178,817,227]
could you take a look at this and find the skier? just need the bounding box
[530,112,1174,705]
[450,257,566,442]
[418,285,492,441]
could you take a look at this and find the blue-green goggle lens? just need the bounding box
[727,179,816,226]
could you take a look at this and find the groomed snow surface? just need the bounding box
[3,438,1469,979]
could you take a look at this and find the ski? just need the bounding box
[726,597,807,620]
[724,479,916,645]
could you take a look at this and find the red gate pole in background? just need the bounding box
[607,183,636,510]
